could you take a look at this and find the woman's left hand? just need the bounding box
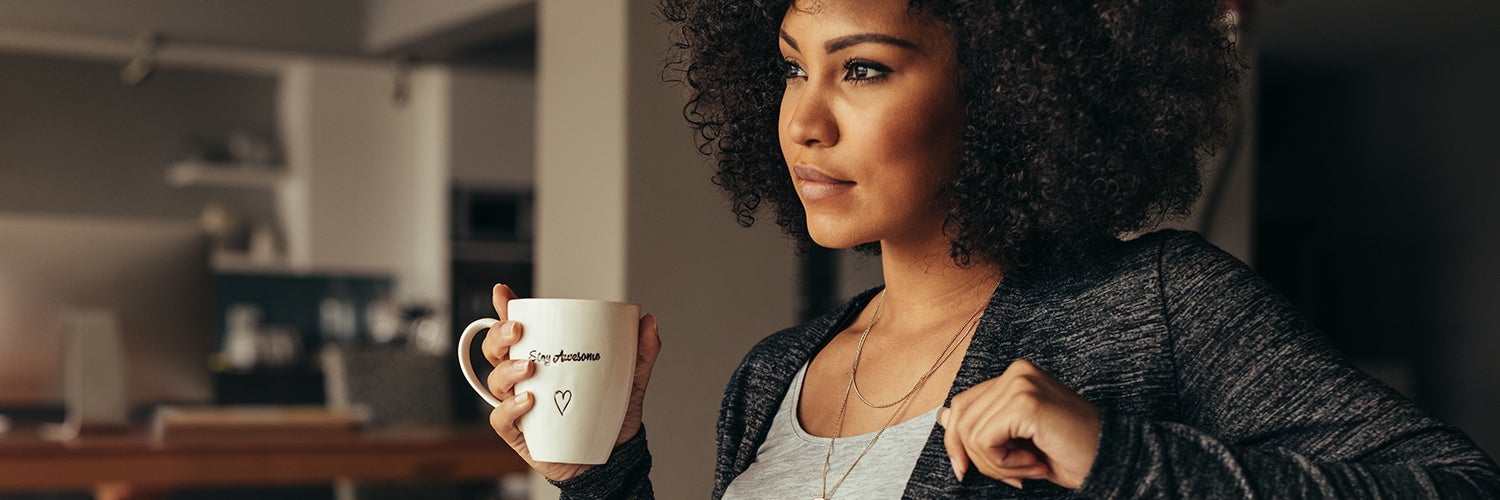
[938,359,1101,490]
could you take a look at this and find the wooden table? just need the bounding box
[0,424,527,499]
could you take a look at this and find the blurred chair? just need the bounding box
[322,344,464,500]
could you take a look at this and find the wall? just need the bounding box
[291,62,530,305]
[448,68,535,189]
[1255,0,1500,457]
[533,0,629,303]
[1428,52,1500,456]
[0,0,364,56]
[294,61,450,304]
[1254,0,1500,456]
[624,3,802,499]
[363,0,530,53]
[0,52,277,223]
[0,43,529,313]
[533,1,800,498]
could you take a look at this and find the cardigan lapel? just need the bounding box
[903,271,1034,498]
[730,287,882,481]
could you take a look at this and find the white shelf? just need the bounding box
[166,161,288,189]
[210,250,392,277]
[210,250,297,275]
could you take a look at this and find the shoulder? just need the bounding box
[1142,229,1250,280]
[1114,228,1233,274]
[1000,229,1204,303]
[1044,229,1250,296]
[1131,229,1278,310]
[996,229,1261,332]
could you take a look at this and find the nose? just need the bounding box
[782,81,839,148]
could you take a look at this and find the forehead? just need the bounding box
[781,0,945,46]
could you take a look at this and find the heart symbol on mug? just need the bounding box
[554,390,573,416]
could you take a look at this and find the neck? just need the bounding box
[875,231,1002,329]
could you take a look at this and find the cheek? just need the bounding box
[899,86,963,161]
[863,93,963,189]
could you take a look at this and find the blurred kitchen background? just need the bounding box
[0,0,1495,499]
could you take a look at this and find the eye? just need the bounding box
[782,59,807,81]
[843,60,892,82]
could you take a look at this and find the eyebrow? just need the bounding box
[779,30,920,54]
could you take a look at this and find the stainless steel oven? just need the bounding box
[449,186,533,422]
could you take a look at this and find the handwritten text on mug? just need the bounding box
[529,349,603,366]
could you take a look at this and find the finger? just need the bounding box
[939,406,970,482]
[952,385,1020,478]
[965,435,1014,480]
[998,464,1050,479]
[1006,358,1039,375]
[489,391,536,454]
[969,374,1042,445]
[954,395,1001,466]
[481,321,523,366]
[983,445,1049,481]
[993,463,1049,491]
[485,359,533,400]
[997,444,1044,469]
[492,283,518,320]
[963,402,1033,478]
[632,314,661,398]
[949,389,1002,476]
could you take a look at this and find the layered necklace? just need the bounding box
[816,289,990,500]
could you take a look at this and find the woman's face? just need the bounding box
[779,0,964,250]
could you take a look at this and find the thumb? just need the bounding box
[633,314,661,394]
[638,314,661,369]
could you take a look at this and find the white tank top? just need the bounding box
[722,361,941,499]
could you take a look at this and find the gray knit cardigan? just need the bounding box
[551,230,1500,498]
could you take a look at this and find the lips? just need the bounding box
[793,165,852,184]
[793,165,854,202]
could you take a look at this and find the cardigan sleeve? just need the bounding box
[714,342,766,499]
[1077,232,1500,498]
[547,425,655,499]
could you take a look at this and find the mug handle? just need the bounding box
[457,317,504,408]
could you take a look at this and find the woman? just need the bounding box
[482,0,1500,497]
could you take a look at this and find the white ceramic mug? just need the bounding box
[457,298,639,464]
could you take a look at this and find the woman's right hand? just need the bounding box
[482,284,663,482]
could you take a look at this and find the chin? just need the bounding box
[805,218,873,250]
[809,235,865,250]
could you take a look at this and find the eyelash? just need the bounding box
[780,59,892,84]
[781,59,806,80]
[843,59,891,83]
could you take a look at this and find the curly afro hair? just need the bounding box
[661,0,1243,269]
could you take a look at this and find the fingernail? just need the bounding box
[937,407,948,427]
[515,392,530,404]
[1004,478,1022,489]
[952,462,964,482]
[513,360,528,373]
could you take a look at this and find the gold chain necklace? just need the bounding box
[816,290,986,499]
[850,300,986,409]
